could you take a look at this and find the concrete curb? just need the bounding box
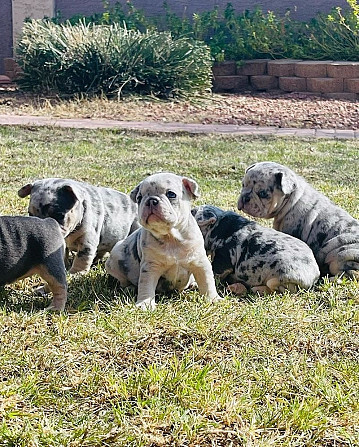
[0,114,358,139]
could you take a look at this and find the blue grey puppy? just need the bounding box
[192,205,320,295]
[0,216,67,310]
[18,178,139,274]
[238,161,359,277]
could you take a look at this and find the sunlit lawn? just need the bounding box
[0,126,359,446]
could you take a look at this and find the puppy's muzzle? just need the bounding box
[146,197,159,208]
[242,193,251,204]
[238,193,250,210]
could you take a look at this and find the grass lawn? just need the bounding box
[0,126,359,446]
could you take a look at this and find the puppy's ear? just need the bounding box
[57,185,79,210]
[195,207,217,226]
[202,215,217,226]
[18,183,33,198]
[130,183,141,203]
[275,172,296,195]
[182,177,200,200]
[245,163,257,173]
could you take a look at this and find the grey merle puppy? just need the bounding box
[192,205,320,295]
[0,216,67,310]
[106,173,220,309]
[238,161,359,277]
[18,178,139,274]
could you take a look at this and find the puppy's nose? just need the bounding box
[147,197,159,207]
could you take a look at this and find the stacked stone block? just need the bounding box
[212,59,359,99]
[3,58,22,82]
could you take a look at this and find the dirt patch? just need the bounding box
[0,85,358,130]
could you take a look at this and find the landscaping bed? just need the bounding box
[0,86,358,130]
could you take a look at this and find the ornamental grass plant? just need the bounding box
[16,20,213,98]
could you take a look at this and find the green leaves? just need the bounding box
[16,20,213,98]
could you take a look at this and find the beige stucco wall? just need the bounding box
[12,0,54,52]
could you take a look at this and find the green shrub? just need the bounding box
[16,20,213,97]
[305,0,359,60]
[60,0,358,62]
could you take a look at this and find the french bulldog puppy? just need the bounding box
[238,161,359,277]
[105,172,220,309]
[18,178,139,274]
[192,205,320,295]
[0,216,67,310]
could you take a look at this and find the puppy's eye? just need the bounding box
[136,194,143,204]
[166,191,177,199]
[258,190,268,199]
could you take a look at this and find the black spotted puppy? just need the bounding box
[0,216,67,310]
[192,205,320,295]
[238,161,359,277]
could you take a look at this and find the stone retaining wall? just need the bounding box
[3,57,359,100]
[213,59,359,99]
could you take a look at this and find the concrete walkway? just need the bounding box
[0,114,358,138]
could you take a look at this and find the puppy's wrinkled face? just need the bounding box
[18,181,82,237]
[131,173,199,236]
[192,205,221,237]
[237,162,297,218]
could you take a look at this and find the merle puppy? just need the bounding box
[106,173,220,309]
[0,216,67,310]
[18,178,139,274]
[238,161,359,277]
[192,205,320,295]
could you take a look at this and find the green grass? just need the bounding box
[0,126,359,446]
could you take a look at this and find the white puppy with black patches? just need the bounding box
[106,172,220,309]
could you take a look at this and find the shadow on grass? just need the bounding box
[0,262,199,314]
[0,262,138,314]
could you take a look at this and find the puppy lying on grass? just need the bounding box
[238,161,359,278]
[192,205,320,295]
[0,216,67,310]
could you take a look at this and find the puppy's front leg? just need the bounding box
[69,236,99,274]
[136,261,162,310]
[190,257,221,302]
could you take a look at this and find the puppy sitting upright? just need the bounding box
[105,172,220,309]
[0,216,67,310]
[238,161,359,278]
[192,205,319,295]
[18,179,139,274]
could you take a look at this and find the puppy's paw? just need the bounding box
[209,294,224,302]
[227,283,248,296]
[44,303,65,312]
[69,266,90,275]
[135,298,156,311]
